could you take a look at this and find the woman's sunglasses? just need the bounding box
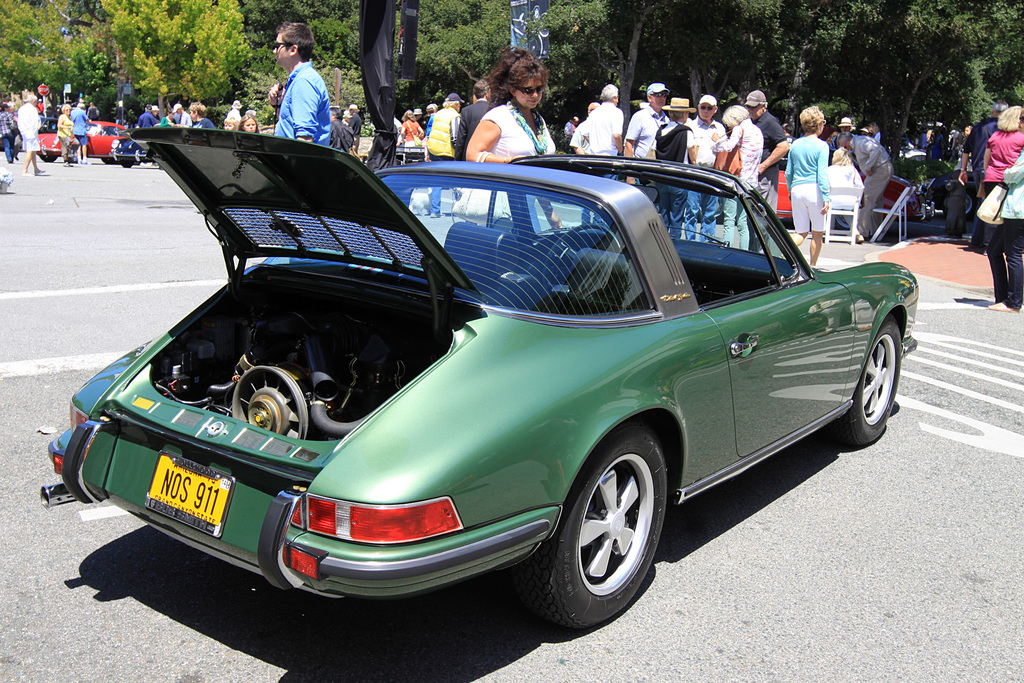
[515,85,545,96]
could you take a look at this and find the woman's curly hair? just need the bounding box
[487,47,548,108]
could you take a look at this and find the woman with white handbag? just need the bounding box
[987,114,1024,314]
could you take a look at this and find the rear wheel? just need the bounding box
[119,160,135,168]
[514,425,666,628]
[828,318,901,446]
[40,155,56,163]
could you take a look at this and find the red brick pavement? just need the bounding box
[877,238,992,289]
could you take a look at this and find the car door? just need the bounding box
[700,200,857,457]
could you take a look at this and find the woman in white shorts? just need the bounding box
[785,106,831,265]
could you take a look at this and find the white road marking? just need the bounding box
[0,352,123,378]
[916,346,1024,380]
[899,396,1024,458]
[0,279,224,301]
[917,301,991,311]
[79,506,130,521]
[902,370,1024,414]
[914,330,1024,360]
[906,355,1024,393]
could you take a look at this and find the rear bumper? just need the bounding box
[47,421,556,599]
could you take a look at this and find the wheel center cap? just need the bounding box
[611,512,625,536]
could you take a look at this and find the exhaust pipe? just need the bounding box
[41,483,78,508]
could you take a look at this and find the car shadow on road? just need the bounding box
[654,434,843,565]
[65,434,847,681]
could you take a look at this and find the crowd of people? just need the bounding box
[5,19,1021,313]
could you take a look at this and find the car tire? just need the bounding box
[40,155,56,163]
[513,424,666,628]
[120,161,135,168]
[828,317,901,446]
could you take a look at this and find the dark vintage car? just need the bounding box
[109,136,153,168]
[39,120,127,163]
[921,169,978,221]
[42,129,918,628]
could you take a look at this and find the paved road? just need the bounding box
[1,162,1021,681]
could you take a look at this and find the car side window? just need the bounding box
[382,175,650,317]
[657,187,797,306]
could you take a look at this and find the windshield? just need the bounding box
[382,174,649,317]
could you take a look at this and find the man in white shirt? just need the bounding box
[684,94,726,241]
[586,84,623,157]
[624,82,669,158]
[570,102,599,154]
[17,95,43,176]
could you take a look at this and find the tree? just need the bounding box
[0,0,72,92]
[102,0,249,106]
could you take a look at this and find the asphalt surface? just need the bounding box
[1,160,1021,682]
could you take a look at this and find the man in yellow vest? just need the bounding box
[425,93,463,217]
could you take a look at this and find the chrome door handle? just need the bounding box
[729,335,759,358]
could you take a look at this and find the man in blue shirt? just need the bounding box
[137,105,159,128]
[267,22,330,146]
[71,102,90,164]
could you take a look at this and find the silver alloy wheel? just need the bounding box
[576,452,655,596]
[862,333,897,425]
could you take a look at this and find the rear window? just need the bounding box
[382,175,650,317]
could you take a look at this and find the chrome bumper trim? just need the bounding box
[316,518,551,581]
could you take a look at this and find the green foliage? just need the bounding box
[103,0,249,101]
[893,157,955,184]
[0,0,70,91]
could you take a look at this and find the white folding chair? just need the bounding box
[824,186,864,244]
[871,186,913,243]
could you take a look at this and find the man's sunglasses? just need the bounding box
[515,85,545,96]
[271,42,293,51]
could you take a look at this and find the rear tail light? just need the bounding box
[296,494,462,544]
[52,453,64,476]
[285,544,327,580]
[70,403,88,431]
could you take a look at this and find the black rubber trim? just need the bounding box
[257,491,301,590]
[317,518,551,581]
[107,408,315,484]
[61,421,114,504]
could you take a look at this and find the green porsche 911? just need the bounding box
[42,129,917,628]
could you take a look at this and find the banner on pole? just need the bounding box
[398,0,419,81]
[510,0,549,58]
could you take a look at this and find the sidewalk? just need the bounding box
[875,237,992,290]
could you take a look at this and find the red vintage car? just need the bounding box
[776,170,927,222]
[39,120,127,163]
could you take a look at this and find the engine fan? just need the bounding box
[232,365,309,439]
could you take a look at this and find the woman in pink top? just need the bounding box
[983,105,1024,192]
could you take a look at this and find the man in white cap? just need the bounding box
[684,94,726,241]
[624,82,670,158]
[225,100,242,124]
[744,89,789,210]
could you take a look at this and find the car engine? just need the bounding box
[150,302,437,441]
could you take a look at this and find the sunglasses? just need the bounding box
[699,104,715,110]
[515,85,545,96]
[271,42,293,51]
[650,91,669,98]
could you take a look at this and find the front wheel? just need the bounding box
[514,425,666,628]
[119,160,135,168]
[40,155,56,163]
[828,317,902,446]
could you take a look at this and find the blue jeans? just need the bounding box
[428,153,452,215]
[658,184,687,238]
[1,133,15,163]
[721,197,749,250]
[987,218,1024,310]
[685,192,719,242]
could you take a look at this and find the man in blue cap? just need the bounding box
[624,82,670,158]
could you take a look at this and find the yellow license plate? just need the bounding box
[145,453,235,537]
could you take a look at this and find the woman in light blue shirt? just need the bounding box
[786,106,831,265]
